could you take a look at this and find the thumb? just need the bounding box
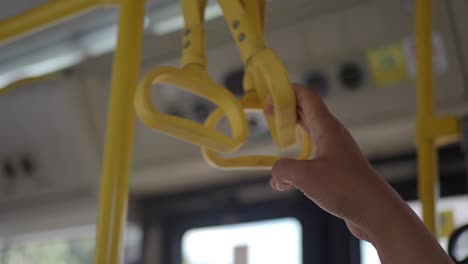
[272,159,322,191]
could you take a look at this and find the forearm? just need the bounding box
[368,196,453,264]
[271,84,454,263]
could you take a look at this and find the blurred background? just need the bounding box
[0,0,467,263]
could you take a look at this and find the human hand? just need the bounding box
[268,84,409,241]
[268,84,453,263]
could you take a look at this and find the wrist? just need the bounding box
[362,187,414,245]
[362,192,453,264]
[366,199,412,246]
[364,191,432,252]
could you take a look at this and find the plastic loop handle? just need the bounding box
[134,0,249,153]
[201,92,313,170]
[218,0,297,149]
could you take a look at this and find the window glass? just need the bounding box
[0,224,142,264]
[182,218,302,264]
[361,195,468,264]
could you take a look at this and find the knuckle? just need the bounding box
[272,159,289,175]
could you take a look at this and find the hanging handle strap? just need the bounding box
[217,0,267,63]
[218,0,298,149]
[134,0,249,153]
[181,0,208,68]
[201,92,313,169]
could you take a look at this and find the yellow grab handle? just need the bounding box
[248,49,297,148]
[135,66,248,153]
[218,0,297,149]
[201,92,313,170]
[0,72,60,97]
[134,0,249,153]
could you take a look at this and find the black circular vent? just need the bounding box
[224,68,245,96]
[339,62,364,91]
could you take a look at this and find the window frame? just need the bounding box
[140,178,359,264]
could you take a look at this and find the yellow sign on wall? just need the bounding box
[439,210,455,238]
[367,44,408,87]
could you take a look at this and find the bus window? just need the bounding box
[361,194,468,264]
[181,218,302,264]
[0,224,142,264]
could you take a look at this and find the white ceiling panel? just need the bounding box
[0,75,98,209]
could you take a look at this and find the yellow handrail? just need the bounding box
[0,0,117,45]
[0,72,60,97]
[94,0,146,263]
[416,0,460,235]
[416,0,437,235]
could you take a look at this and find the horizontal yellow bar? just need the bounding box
[433,116,460,138]
[417,116,460,140]
[0,72,60,97]
[433,116,461,147]
[0,0,118,45]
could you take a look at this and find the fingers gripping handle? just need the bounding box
[249,50,297,148]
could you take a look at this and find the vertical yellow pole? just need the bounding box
[94,0,146,263]
[416,0,437,235]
